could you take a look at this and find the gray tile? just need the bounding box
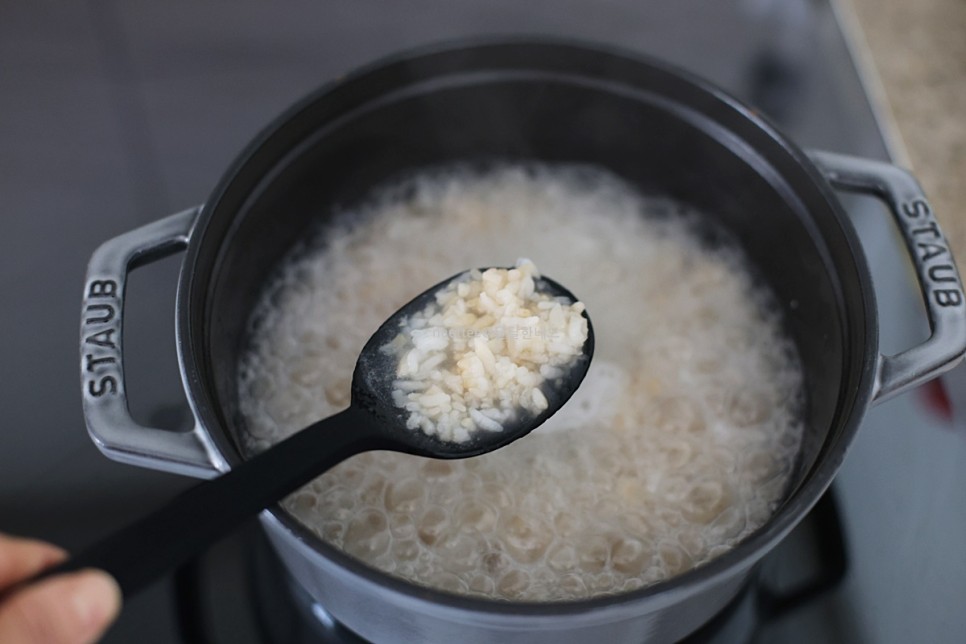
[108,0,759,84]
[0,1,102,77]
[0,0,182,535]
[111,0,776,207]
[0,75,143,272]
[134,68,317,206]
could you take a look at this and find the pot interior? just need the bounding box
[186,42,870,584]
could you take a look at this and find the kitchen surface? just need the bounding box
[850,0,966,252]
[1,1,964,642]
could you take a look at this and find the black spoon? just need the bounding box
[15,268,594,600]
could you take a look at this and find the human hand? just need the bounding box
[0,533,121,643]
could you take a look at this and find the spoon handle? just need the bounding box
[17,407,385,599]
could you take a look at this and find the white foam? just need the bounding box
[536,360,624,435]
[237,163,805,601]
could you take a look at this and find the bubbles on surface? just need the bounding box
[238,164,805,601]
[417,507,449,546]
[384,478,423,513]
[496,570,531,598]
[611,537,649,575]
[343,510,390,559]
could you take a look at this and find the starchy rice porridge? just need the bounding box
[237,163,804,601]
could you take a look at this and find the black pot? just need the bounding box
[80,39,966,642]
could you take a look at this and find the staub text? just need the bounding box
[83,279,120,397]
[902,198,963,307]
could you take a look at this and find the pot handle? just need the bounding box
[808,150,966,403]
[81,207,218,479]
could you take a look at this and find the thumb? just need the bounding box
[0,569,121,644]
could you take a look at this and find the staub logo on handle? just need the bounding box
[83,279,120,397]
[901,198,964,308]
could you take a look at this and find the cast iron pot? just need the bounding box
[80,40,966,643]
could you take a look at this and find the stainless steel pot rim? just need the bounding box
[176,36,879,616]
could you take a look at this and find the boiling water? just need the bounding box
[237,164,804,600]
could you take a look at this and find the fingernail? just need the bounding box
[71,570,122,628]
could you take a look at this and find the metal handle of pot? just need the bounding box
[808,150,966,403]
[80,207,218,479]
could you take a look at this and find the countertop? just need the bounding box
[847,0,966,256]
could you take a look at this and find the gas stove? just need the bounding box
[2,1,962,643]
